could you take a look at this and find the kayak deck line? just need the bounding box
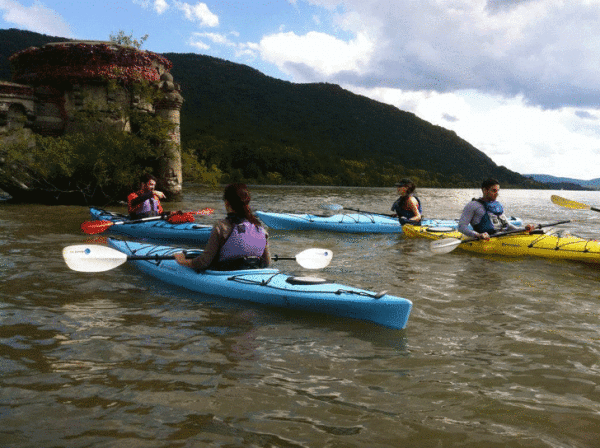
[256,210,524,235]
[405,223,600,262]
[88,207,213,244]
[225,272,389,299]
[264,211,382,224]
[92,208,212,231]
[124,239,392,300]
[512,232,600,253]
[255,210,403,233]
[461,229,600,253]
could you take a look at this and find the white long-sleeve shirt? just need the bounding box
[458,200,518,238]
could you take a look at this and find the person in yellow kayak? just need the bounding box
[127,174,166,219]
[391,178,422,225]
[458,178,534,241]
[174,183,270,271]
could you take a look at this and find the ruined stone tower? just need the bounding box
[0,41,183,201]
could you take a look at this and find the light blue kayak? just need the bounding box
[89,207,213,244]
[107,238,413,329]
[256,211,522,234]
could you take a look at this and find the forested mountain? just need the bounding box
[0,28,69,80]
[0,28,543,188]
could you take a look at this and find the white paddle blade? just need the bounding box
[430,238,463,255]
[295,248,333,269]
[63,245,128,272]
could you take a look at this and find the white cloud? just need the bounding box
[189,31,236,50]
[188,31,253,54]
[261,0,600,110]
[257,30,375,79]
[235,41,260,59]
[188,37,209,50]
[135,0,217,26]
[175,1,218,27]
[199,32,233,45]
[212,0,600,178]
[0,0,72,36]
[575,111,597,120]
[133,0,169,14]
[154,0,169,14]
[347,85,600,178]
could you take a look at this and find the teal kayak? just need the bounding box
[256,211,522,234]
[89,207,213,244]
[107,238,412,329]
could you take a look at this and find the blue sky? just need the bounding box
[1,0,600,180]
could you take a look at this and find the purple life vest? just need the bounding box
[138,197,160,217]
[218,220,267,262]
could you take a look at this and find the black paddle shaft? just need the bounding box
[127,252,198,261]
[344,207,396,218]
[463,219,571,243]
[128,253,296,262]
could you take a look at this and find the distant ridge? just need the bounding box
[524,174,599,190]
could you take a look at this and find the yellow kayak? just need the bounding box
[403,224,600,263]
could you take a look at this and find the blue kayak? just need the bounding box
[107,238,413,329]
[89,207,213,244]
[256,211,522,234]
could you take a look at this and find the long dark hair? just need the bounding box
[398,180,417,209]
[223,183,261,227]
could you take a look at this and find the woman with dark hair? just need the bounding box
[391,178,422,225]
[174,183,270,271]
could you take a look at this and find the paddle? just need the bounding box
[81,208,215,235]
[551,195,600,213]
[430,220,571,255]
[321,204,396,218]
[63,245,333,272]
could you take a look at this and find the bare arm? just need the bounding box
[407,197,421,222]
[260,235,270,267]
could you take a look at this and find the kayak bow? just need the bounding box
[256,211,523,234]
[403,222,600,263]
[84,207,213,244]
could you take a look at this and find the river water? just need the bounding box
[2,185,600,448]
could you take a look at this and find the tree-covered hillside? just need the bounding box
[1,28,543,188]
[0,28,69,80]
[166,52,537,187]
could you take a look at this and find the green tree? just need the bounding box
[181,150,222,187]
[109,30,149,49]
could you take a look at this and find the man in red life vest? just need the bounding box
[127,174,166,219]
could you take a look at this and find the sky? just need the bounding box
[1,0,599,180]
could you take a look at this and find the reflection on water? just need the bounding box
[2,187,600,447]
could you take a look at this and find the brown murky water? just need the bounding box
[2,186,600,447]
